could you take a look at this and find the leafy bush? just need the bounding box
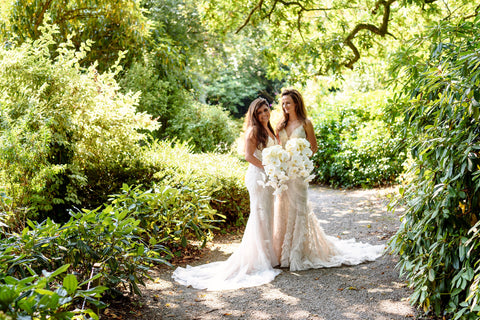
[144,140,250,225]
[0,193,174,318]
[0,175,237,317]
[5,207,163,298]
[0,261,105,320]
[109,183,222,249]
[0,22,157,221]
[119,57,240,153]
[389,15,480,319]
[168,100,239,153]
[310,90,406,188]
[77,139,250,228]
[1,2,150,71]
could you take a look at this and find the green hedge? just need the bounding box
[144,140,250,226]
[310,90,406,188]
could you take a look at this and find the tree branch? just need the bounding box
[297,10,305,42]
[237,0,344,33]
[264,0,279,21]
[236,0,264,34]
[464,4,480,20]
[343,0,396,69]
[33,0,54,36]
[275,0,338,12]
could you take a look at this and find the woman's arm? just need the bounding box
[245,128,264,170]
[304,119,318,154]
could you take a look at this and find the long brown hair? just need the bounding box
[245,97,275,149]
[276,88,308,132]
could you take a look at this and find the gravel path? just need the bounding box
[133,186,416,320]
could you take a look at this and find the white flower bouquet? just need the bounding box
[285,138,315,184]
[258,145,290,195]
[258,138,315,195]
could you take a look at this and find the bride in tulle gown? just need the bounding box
[172,98,281,290]
[274,89,384,271]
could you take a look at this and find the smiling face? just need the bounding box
[282,95,297,116]
[256,103,271,126]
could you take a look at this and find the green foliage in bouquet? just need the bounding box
[389,15,480,319]
[310,90,406,188]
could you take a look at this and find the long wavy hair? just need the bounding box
[276,88,308,132]
[244,97,275,149]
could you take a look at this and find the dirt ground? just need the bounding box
[108,186,419,320]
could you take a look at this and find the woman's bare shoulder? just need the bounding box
[303,118,314,129]
[245,126,257,141]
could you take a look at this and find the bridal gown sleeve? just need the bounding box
[273,126,384,271]
[172,137,280,291]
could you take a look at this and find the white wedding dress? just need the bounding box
[273,125,384,271]
[172,137,281,291]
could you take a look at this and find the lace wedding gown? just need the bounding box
[273,125,384,271]
[172,137,281,291]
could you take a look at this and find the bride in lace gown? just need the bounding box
[172,98,281,290]
[274,89,384,271]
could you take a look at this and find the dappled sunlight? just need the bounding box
[150,274,174,290]
[379,299,413,315]
[260,287,301,305]
[356,220,374,224]
[341,311,363,319]
[317,219,330,224]
[250,310,275,319]
[331,209,355,218]
[201,294,229,310]
[288,310,311,319]
[368,287,394,293]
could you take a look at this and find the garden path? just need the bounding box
[119,186,417,320]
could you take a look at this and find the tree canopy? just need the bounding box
[200,0,479,80]
[1,0,151,70]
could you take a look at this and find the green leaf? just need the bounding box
[35,289,55,296]
[47,264,70,279]
[428,269,435,282]
[63,274,78,295]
